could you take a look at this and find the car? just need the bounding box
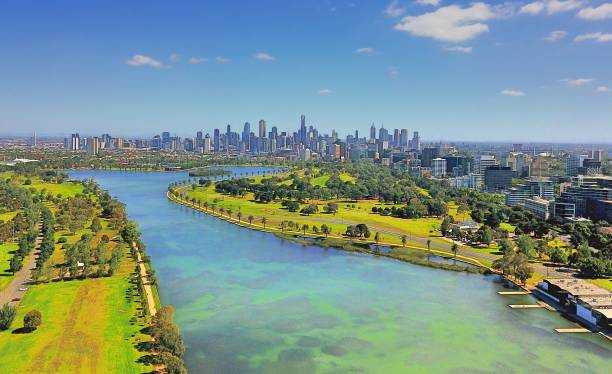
[18,287,28,291]
[11,298,20,302]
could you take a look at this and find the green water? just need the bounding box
[70,169,611,373]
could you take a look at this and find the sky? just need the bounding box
[0,0,611,143]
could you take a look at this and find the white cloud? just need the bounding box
[388,66,400,79]
[596,85,610,92]
[575,32,612,42]
[215,56,232,64]
[560,78,594,86]
[384,0,406,17]
[394,3,495,42]
[355,47,375,54]
[318,88,334,95]
[254,52,275,61]
[188,57,208,64]
[520,0,584,15]
[126,54,164,68]
[443,45,472,53]
[169,53,180,63]
[501,89,526,97]
[543,30,568,41]
[577,3,612,20]
[415,0,441,6]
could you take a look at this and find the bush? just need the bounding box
[23,310,42,332]
[57,237,67,244]
[0,304,17,330]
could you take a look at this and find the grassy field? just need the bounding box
[0,177,156,373]
[0,211,18,222]
[26,181,84,197]
[586,278,612,292]
[0,245,153,373]
[0,242,18,290]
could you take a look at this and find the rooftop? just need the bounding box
[545,278,611,298]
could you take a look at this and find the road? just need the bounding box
[134,243,157,317]
[0,222,42,306]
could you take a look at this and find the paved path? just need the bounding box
[134,243,157,317]
[0,222,42,306]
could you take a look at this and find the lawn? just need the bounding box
[26,181,84,197]
[586,278,612,292]
[0,246,153,373]
[0,242,18,290]
[0,211,18,222]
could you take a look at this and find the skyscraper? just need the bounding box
[87,137,100,155]
[300,115,306,144]
[70,133,80,151]
[393,129,400,147]
[259,120,267,139]
[370,123,376,141]
[242,122,251,149]
[213,128,220,151]
[226,124,231,151]
[196,131,203,148]
[400,129,408,147]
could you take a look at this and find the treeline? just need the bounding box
[150,305,188,374]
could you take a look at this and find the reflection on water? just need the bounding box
[70,168,612,374]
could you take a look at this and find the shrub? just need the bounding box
[24,310,42,332]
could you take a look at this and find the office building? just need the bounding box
[431,158,447,178]
[258,120,267,139]
[474,155,497,174]
[524,197,552,220]
[86,137,100,156]
[484,166,512,191]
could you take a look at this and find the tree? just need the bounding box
[440,216,454,236]
[498,239,514,254]
[374,232,381,244]
[478,226,494,246]
[23,310,42,332]
[451,243,459,260]
[248,215,254,225]
[550,247,568,265]
[321,224,331,238]
[401,235,407,247]
[261,217,267,229]
[302,224,309,238]
[0,303,17,331]
[9,255,23,274]
[236,212,242,223]
[517,235,536,259]
[90,217,102,233]
[515,263,533,285]
[158,352,188,374]
[578,257,609,278]
[300,204,318,215]
[280,221,287,232]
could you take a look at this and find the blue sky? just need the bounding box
[0,0,611,142]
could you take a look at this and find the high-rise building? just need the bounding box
[378,127,388,143]
[300,115,306,144]
[421,147,440,168]
[484,166,512,191]
[474,154,497,174]
[566,154,589,177]
[203,134,212,153]
[400,129,408,147]
[213,129,220,151]
[411,131,420,150]
[86,137,100,155]
[70,133,80,151]
[431,158,447,178]
[370,123,376,142]
[393,129,400,147]
[196,131,203,148]
[259,120,267,139]
[242,122,250,149]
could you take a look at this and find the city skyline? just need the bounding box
[1,1,611,142]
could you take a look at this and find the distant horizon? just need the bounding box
[2,131,612,148]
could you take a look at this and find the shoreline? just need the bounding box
[167,190,490,275]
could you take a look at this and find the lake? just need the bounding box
[70,168,611,373]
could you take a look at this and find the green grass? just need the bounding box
[0,211,18,222]
[0,242,18,291]
[26,181,84,197]
[0,246,153,374]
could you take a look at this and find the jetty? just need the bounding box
[498,291,530,295]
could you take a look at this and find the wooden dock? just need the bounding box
[509,304,543,309]
[555,328,591,333]
[498,291,530,295]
